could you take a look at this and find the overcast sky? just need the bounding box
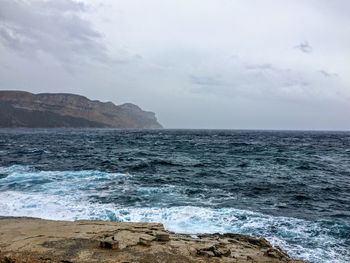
[0,0,349,129]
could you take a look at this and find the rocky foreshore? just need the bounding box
[0,217,303,263]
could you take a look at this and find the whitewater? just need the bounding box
[0,129,349,262]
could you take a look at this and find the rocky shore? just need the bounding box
[0,217,303,263]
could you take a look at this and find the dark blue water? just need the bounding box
[0,129,349,262]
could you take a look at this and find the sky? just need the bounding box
[0,0,349,129]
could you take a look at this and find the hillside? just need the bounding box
[0,91,162,128]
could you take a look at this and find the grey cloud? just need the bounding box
[186,56,318,102]
[1,0,349,129]
[319,70,338,78]
[189,74,228,87]
[134,54,143,60]
[0,0,108,66]
[245,63,273,71]
[283,80,310,87]
[37,0,87,12]
[295,41,313,53]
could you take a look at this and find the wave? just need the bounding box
[0,190,348,263]
[0,166,349,263]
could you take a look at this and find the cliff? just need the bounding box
[0,217,303,263]
[0,91,162,128]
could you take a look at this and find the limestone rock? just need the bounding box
[99,236,119,250]
[0,217,304,263]
[138,236,154,246]
[155,232,170,242]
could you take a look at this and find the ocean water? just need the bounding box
[0,129,349,262]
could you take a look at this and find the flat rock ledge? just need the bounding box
[0,217,304,263]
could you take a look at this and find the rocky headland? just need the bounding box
[0,217,303,263]
[0,91,162,128]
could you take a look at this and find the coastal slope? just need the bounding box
[0,91,162,128]
[0,217,303,263]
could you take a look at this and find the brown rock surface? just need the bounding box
[0,217,304,263]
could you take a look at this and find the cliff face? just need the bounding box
[0,91,162,128]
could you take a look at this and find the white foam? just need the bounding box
[0,165,349,263]
[0,191,114,221]
[0,165,33,174]
[0,190,348,263]
[0,166,127,197]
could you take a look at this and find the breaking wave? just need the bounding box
[0,165,349,263]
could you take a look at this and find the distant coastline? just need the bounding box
[0,90,162,129]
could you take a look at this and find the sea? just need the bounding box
[0,129,349,262]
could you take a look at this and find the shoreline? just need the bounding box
[0,217,303,263]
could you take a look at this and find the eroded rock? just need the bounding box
[99,236,119,250]
[155,232,170,242]
[0,217,304,263]
[138,236,154,246]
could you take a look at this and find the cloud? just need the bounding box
[0,0,349,129]
[245,63,273,71]
[295,41,313,53]
[0,0,109,66]
[189,74,228,87]
[319,70,338,78]
[183,52,346,104]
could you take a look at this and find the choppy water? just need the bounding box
[0,129,349,262]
